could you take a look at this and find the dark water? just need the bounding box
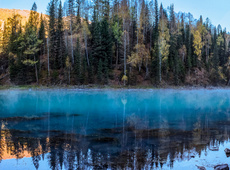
[0,89,230,169]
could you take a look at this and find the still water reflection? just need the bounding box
[0,89,230,169]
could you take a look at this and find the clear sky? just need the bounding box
[159,0,230,31]
[0,0,51,14]
[0,0,230,31]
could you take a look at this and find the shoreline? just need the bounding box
[0,84,230,90]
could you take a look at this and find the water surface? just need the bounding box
[0,89,230,169]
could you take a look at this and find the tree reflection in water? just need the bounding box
[0,116,230,169]
[1,90,230,169]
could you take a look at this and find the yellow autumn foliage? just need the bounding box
[128,44,150,68]
[192,30,203,61]
[122,75,128,81]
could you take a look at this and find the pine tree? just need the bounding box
[68,0,75,64]
[38,14,45,55]
[3,0,230,86]
[57,1,66,69]
[76,0,81,27]
[185,24,192,74]
[211,43,219,84]
[130,3,137,55]
[91,7,102,70]
[151,0,160,83]
[169,4,179,85]
[48,0,57,69]
[112,0,122,68]
[7,14,24,83]
[27,2,39,32]
[38,13,46,73]
[22,31,42,84]
[101,1,113,69]
[22,3,42,84]
[153,0,159,45]
[159,4,170,79]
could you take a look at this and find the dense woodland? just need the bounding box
[1,0,230,86]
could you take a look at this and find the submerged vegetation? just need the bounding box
[1,0,230,87]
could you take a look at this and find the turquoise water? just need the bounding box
[0,89,230,169]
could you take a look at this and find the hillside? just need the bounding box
[0,8,32,29]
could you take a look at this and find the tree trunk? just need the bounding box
[123,18,126,86]
[47,37,50,77]
[34,55,38,84]
[146,59,149,78]
[68,67,70,84]
[116,41,118,69]
[159,52,162,83]
[70,18,74,64]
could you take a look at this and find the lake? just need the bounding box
[0,89,230,169]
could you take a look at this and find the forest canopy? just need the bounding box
[0,0,230,86]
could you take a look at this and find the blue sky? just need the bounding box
[159,0,230,31]
[0,0,230,31]
[0,0,50,13]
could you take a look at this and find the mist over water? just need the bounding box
[0,89,230,169]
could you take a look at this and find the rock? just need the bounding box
[196,165,206,170]
[214,164,229,170]
[224,148,230,154]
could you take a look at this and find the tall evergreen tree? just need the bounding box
[56,1,66,69]
[168,4,179,85]
[48,0,57,69]
[38,13,46,73]
[38,14,46,56]
[151,0,160,83]
[23,3,42,84]
[185,24,192,74]
[91,7,102,70]
[101,0,113,69]
[68,0,75,64]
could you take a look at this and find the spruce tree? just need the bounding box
[101,0,113,69]
[168,4,180,85]
[57,1,66,69]
[38,13,46,73]
[48,0,57,69]
[212,43,219,83]
[68,0,75,64]
[185,24,192,74]
[76,0,81,28]
[151,0,160,84]
[38,14,45,56]
[91,7,103,70]
[7,14,24,83]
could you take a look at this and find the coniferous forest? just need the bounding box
[1,0,230,87]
